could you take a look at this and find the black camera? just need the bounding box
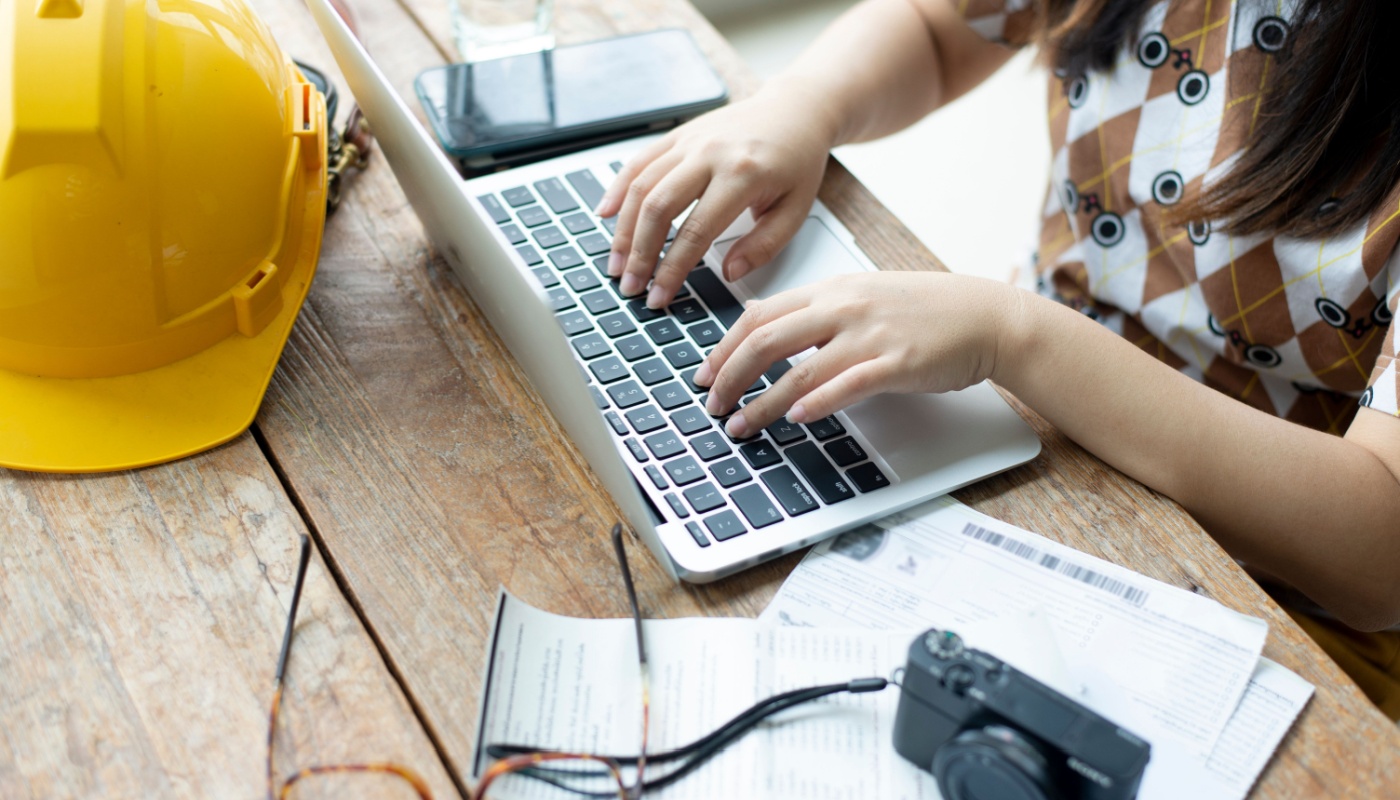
[893,629,1151,800]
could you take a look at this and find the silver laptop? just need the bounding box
[308,0,1041,582]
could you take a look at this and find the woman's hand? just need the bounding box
[693,271,1025,439]
[593,78,840,310]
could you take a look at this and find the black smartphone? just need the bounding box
[415,29,728,168]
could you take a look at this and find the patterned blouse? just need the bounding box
[962,0,1400,431]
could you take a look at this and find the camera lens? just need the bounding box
[933,725,1062,800]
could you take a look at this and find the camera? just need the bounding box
[892,628,1151,800]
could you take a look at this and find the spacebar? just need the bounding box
[786,442,855,505]
[686,267,744,329]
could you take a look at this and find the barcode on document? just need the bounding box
[960,523,1149,607]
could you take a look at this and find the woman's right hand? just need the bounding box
[593,77,841,310]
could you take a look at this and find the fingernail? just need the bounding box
[724,257,750,282]
[607,252,624,277]
[788,403,808,423]
[620,273,644,296]
[593,198,610,216]
[706,393,724,416]
[645,285,668,310]
[725,411,749,439]
[693,361,713,386]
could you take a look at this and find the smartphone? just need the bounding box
[415,29,728,167]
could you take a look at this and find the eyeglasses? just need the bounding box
[270,526,887,799]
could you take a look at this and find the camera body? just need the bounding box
[893,629,1150,800]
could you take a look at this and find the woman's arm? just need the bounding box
[695,272,1400,631]
[594,0,1014,309]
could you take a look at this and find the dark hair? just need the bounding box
[1034,0,1400,238]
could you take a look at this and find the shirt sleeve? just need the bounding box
[958,0,1037,47]
[1360,263,1394,417]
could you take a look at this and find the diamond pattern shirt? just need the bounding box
[962,0,1400,431]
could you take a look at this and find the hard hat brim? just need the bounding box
[0,278,311,474]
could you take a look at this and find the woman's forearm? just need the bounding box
[766,0,1013,148]
[994,293,1400,630]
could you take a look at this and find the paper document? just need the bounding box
[472,591,938,799]
[762,495,1312,800]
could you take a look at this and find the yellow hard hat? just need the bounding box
[0,0,328,472]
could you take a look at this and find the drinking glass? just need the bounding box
[449,0,554,62]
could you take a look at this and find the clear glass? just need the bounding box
[449,0,555,62]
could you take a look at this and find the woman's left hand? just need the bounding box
[693,271,1025,439]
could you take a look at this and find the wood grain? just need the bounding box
[247,0,1400,796]
[0,436,458,799]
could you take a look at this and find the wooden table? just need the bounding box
[4,0,1396,797]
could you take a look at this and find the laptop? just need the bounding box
[307,1,1042,582]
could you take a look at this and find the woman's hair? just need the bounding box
[1032,0,1400,238]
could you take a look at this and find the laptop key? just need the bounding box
[669,299,708,325]
[516,245,543,266]
[533,177,579,214]
[847,462,890,493]
[531,267,559,289]
[589,385,609,410]
[502,186,534,207]
[589,356,628,384]
[565,269,602,293]
[565,168,606,210]
[547,288,576,312]
[613,335,653,362]
[556,310,592,336]
[560,212,595,235]
[680,368,705,394]
[518,205,549,227]
[669,405,712,435]
[644,464,669,490]
[598,312,637,338]
[663,493,690,519]
[687,320,723,347]
[609,160,624,173]
[644,430,686,460]
[689,431,732,461]
[806,415,846,441]
[786,441,855,505]
[650,381,690,410]
[740,439,782,470]
[624,404,666,434]
[760,466,819,516]
[623,438,648,462]
[532,225,567,249]
[824,436,867,467]
[577,232,612,256]
[633,358,673,386]
[703,510,747,542]
[478,193,511,223]
[603,410,628,435]
[686,267,744,329]
[663,455,704,486]
[601,216,619,235]
[683,482,726,514]
[685,521,710,548]
[582,290,620,316]
[644,318,684,345]
[731,484,783,529]
[606,380,647,409]
[571,332,609,360]
[764,358,793,385]
[549,246,584,270]
[662,342,703,369]
[710,457,751,488]
[765,418,806,445]
[627,297,667,323]
[499,222,526,244]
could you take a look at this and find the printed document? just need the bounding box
[761,495,1313,799]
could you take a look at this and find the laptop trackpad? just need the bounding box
[715,216,870,302]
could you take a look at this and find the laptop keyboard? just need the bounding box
[476,167,890,548]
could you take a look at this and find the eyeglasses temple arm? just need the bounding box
[275,534,314,685]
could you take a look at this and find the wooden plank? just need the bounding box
[252,0,1400,796]
[0,436,458,799]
